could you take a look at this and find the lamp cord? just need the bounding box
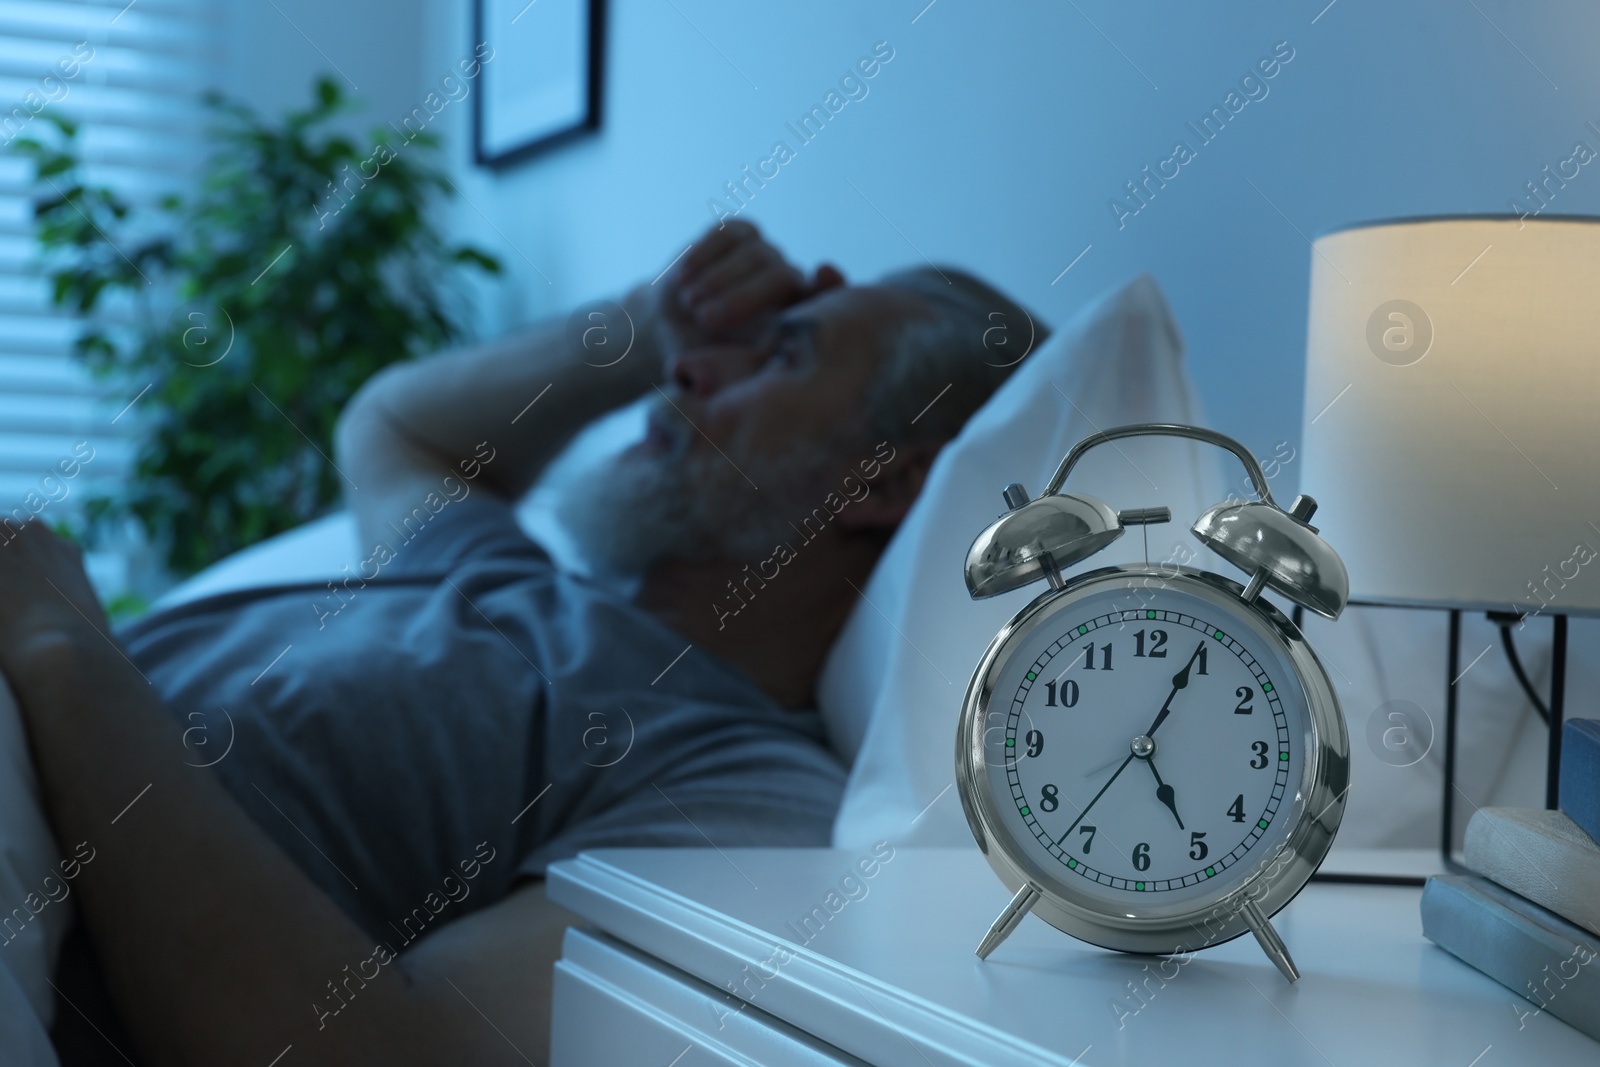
[1487,612,1551,724]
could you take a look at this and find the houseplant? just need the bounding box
[14,77,500,578]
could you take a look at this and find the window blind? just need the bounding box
[0,0,212,543]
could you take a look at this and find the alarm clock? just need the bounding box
[955,422,1350,983]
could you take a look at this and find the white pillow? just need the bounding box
[149,406,645,609]
[151,513,361,608]
[822,274,1233,849]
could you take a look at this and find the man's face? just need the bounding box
[555,284,931,576]
[644,283,928,466]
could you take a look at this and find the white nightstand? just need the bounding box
[546,848,1599,1066]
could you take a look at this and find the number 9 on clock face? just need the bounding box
[958,567,1346,953]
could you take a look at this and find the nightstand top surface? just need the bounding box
[548,847,1598,1067]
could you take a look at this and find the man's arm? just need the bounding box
[1,526,574,1065]
[333,284,662,552]
[335,221,831,551]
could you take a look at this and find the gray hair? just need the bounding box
[867,266,1047,446]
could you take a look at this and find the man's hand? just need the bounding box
[653,220,844,353]
[0,522,111,681]
[337,221,841,541]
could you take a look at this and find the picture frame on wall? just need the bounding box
[473,0,605,168]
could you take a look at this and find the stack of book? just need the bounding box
[1421,719,1600,1040]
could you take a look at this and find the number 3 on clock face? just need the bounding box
[959,567,1346,954]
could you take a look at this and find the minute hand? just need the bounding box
[1141,639,1207,738]
[1058,639,1207,844]
[1059,752,1134,843]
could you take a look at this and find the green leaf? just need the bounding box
[450,247,502,274]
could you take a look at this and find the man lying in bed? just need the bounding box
[4,221,1039,1064]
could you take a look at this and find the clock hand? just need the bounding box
[1084,752,1124,778]
[1059,640,1206,846]
[1143,756,1185,830]
[1142,640,1207,739]
[1059,753,1133,844]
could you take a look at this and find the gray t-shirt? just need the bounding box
[121,496,846,944]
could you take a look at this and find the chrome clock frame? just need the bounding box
[956,564,1350,960]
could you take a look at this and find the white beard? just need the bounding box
[550,395,847,579]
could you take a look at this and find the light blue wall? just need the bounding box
[402,0,1600,484]
[216,0,427,138]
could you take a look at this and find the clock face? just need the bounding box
[973,574,1312,913]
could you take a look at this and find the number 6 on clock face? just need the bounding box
[956,566,1348,958]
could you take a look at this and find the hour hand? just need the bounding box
[1144,757,1184,830]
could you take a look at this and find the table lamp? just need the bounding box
[1298,215,1600,863]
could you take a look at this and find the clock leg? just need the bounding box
[976,883,1041,960]
[1240,899,1300,983]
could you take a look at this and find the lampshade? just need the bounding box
[1299,216,1600,616]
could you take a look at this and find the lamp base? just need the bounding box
[1441,609,1566,869]
[1297,604,1568,889]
